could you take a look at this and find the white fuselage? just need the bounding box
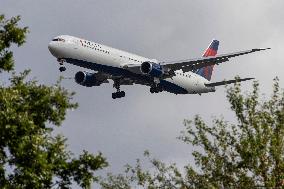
[48,35,215,94]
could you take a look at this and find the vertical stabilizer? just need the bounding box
[195,39,219,81]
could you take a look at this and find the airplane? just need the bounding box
[48,35,270,99]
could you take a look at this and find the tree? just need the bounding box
[101,78,284,189]
[0,15,27,72]
[0,15,108,188]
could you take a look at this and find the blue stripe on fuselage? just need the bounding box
[65,58,188,94]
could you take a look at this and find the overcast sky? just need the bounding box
[1,0,284,187]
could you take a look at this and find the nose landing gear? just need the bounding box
[58,58,66,72]
[59,66,66,72]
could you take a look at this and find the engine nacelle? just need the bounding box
[140,62,164,77]
[75,71,101,87]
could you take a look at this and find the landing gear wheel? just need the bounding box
[150,86,163,93]
[112,91,125,99]
[112,93,117,99]
[120,91,125,97]
[59,66,66,72]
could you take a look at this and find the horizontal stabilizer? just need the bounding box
[205,77,254,87]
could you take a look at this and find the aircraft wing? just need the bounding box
[160,48,270,72]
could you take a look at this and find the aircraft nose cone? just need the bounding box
[48,42,59,57]
[48,42,55,53]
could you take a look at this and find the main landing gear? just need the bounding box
[112,91,125,99]
[149,78,163,94]
[150,80,163,93]
[58,58,66,72]
[150,86,163,93]
[112,79,126,99]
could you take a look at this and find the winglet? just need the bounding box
[252,48,271,52]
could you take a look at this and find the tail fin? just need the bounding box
[195,39,219,81]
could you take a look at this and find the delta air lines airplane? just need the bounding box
[48,35,270,99]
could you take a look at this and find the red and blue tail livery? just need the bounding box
[196,39,219,81]
[203,39,219,57]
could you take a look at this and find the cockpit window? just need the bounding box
[52,38,65,42]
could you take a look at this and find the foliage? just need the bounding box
[0,15,108,188]
[0,14,28,72]
[101,78,284,189]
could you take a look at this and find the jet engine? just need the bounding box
[75,71,101,87]
[140,62,164,77]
